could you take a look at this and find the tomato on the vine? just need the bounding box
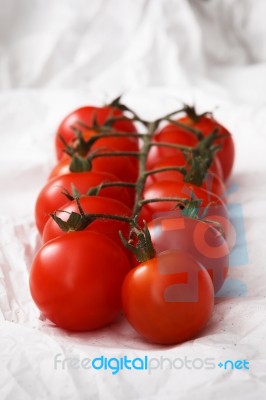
[122,250,214,344]
[49,148,138,184]
[148,216,229,293]
[55,105,138,160]
[42,196,132,254]
[177,114,235,181]
[142,180,230,239]
[146,156,226,198]
[35,171,131,234]
[30,98,238,344]
[146,126,198,170]
[30,231,131,331]
[142,180,224,215]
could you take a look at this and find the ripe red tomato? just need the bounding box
[146,153,186,186]
[142,180,230,239]
[55,105,138,160]
[143,180,224,215]
[148,216,229,293]
[30,231,130,331]
[146,156,226,199]
[42,196,132,252]
[35,171,131,234]
[122,250,214,344]
[146,154,223,185]
[49,148,138,184]
[178,115,235,181]
[146,126,198,170]
[147,125,224,180]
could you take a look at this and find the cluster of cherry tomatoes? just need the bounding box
[30,99,235,345]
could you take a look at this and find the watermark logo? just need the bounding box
[217,360,250,370]
[53,354,250,374]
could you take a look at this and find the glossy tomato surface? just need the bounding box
[30,231,130,331]
[146,156,226,198]
[148,216,229,293]
[178,115,235,181]
[142,180,225,216]
[142,180,230,239]
[55,106,138,160]
[35,171,131,234]
[122,250,214,344]
[49,148,138,185]
[42,196,132,253]
[147,127,198,170]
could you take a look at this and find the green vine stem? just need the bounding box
[144,166,187,177]
[130,123,158,218]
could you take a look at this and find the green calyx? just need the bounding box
[183,129,221,186]
[50,211,94,232]
[119,221,156,263]
[182,104,211,123]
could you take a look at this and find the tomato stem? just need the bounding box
[89,151,142,159]
[131,127,156,218]
[140,197,188,206]
[149,141,193,153]
[144,166,187,177]
[165,117,203,139]
[75,123,147,137]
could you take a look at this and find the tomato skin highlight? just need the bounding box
[42,196,132,253]
[122,250,214,345]
[55,106,138,160]
[148,217,229,293]
[35,171,131,234]
[30,231,131,331]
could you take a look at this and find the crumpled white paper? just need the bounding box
[1,0,266,399]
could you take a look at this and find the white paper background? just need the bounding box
[1,0,266,399]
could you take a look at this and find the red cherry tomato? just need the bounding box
[148,216,229,293]
[146,154,223,185]
[30,231,130,331]
[143,180,223,215]
[122,250,214,344]
[49,147,138,208]
[146,156,226,198]
[178,115,235,181]
[55,106,138,160]
[49,151,136,181]
[147,126,198,170]
[35,171,131,234]
[42,196,132,253]
[142,180,230,239]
